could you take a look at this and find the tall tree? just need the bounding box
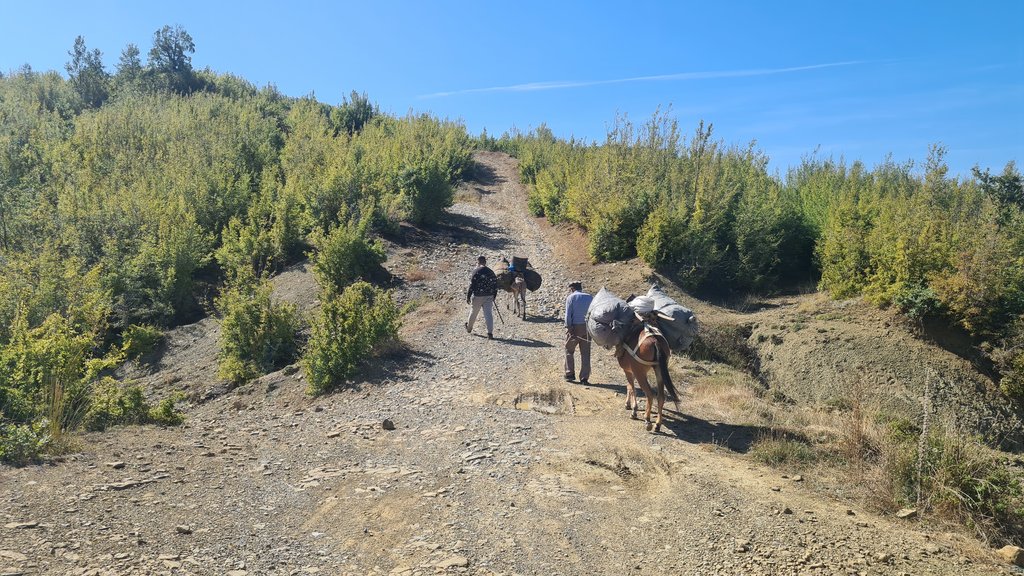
[65,36,109,108]
[331,91,377,135]
[147,25,196,94]
[114,43,144,94]
[974,162,1023,226]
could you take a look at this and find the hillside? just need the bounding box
[0,152,1017,576]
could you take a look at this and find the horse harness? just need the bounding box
[619,322,665,367]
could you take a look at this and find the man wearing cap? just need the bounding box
[465,255,497,339]
[564,281,593,384]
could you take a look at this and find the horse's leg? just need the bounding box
[512,279,526,320]
[618,357,638,416]
[653,367,665,433]
[626,371,638,417]
[635,370,655,431]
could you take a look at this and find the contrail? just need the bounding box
[418,61,865,99]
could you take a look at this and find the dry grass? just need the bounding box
[454,185,483,203]
[404,267,433,283]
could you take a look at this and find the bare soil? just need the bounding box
[1,151,1018,576]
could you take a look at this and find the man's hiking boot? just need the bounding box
[579,378,590,386]
[487,332,493,339]
[564,375,575,382]
[464,322,470,333]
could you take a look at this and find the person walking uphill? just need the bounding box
[465,255,498,339]
[564,281,593,384]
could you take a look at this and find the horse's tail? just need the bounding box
[657,339,678,403]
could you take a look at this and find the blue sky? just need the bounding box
[2,0,1021,178]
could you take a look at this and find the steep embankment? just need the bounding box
[0,152,1011,576]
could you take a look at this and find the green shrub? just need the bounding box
[83,378,183,431]
[149,394,185,426]
[528,168,568,220]
[751,435,817,466]
[586,191,653,262]
[0,312,94,426]
[399,163,453,226]
[121,324,163,360]
[998,349,1024,402]
[304,281,400,395]
[310,218,386,296]
[0,420,49,465]
[734,184,814,292]
[892,285,941,322]
[83,377,151,430]
[216,274,299,385]
[215,216,279,281]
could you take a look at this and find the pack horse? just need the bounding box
[498,256,541,320]
[616,296,679,432]
[586,285,699,433]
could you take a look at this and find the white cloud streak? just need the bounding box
[418,61,866,99]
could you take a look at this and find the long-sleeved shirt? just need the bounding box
[467,265,497,298]
[564,291,593,327]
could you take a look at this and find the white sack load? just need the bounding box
[646,284,699,352]
[586,288,639,349]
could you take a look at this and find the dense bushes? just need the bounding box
[2,27,469,459]
[83,378,183,431]
[808,150,1024,400]
[521,115,816,294]
[281,103,473,233]
[514,113,1022,401]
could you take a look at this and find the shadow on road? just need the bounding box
[497,337,554,348]
[470,161,504,187]
[659,413,777,453]
[524,315,563,324]
[351,349,439,390]
[574,381,625,395]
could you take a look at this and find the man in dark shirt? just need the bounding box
[465,255,497,339]
[564,281,593,384]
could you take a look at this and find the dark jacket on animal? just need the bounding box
[467,266,498,299]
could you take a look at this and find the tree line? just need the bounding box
[0,27,473,462]
[481,112,1023,403]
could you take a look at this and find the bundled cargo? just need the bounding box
[505,256,542,291]
[522,269,542,291]
[496,271,515,292]
[646,284,699,352]
[585,288,640,349]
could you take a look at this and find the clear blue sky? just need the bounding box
[2,0,1021,179]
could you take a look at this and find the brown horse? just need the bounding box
[617,323,678,432]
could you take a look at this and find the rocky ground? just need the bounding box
[0,152,1017,576]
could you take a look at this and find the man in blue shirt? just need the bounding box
[564,281,593,384]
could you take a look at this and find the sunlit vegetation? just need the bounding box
[485,113,1022,405]
[0,26,473,462]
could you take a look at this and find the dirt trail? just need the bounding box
[0,152,1007,575]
